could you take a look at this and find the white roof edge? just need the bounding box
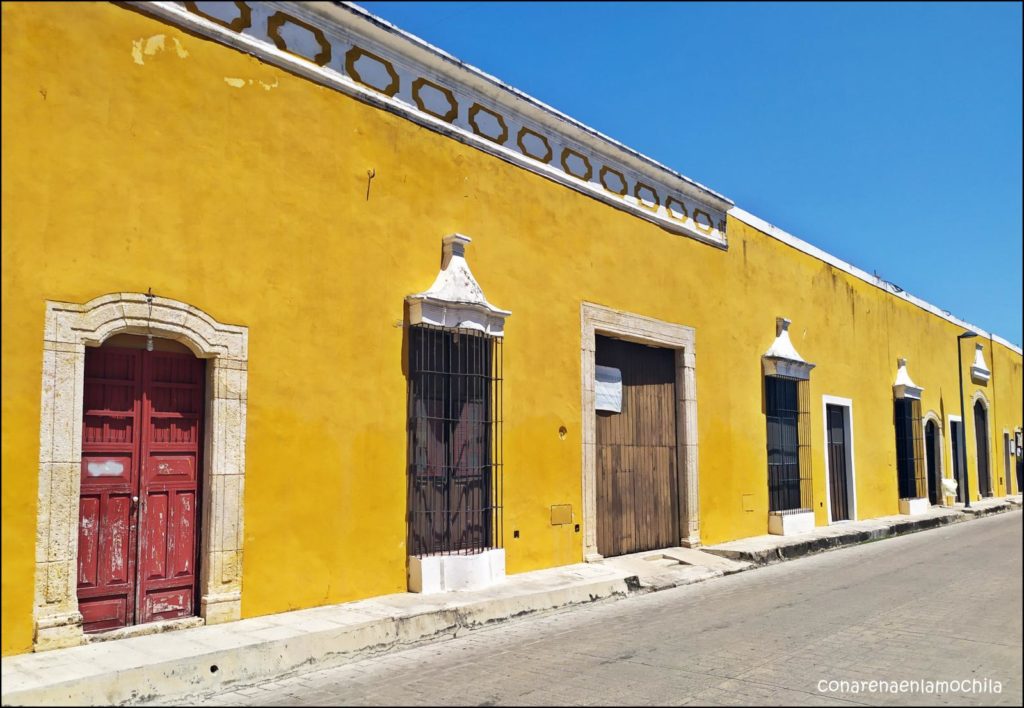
[326,1,733,211]
[729,207,1023,356]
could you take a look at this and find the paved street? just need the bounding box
[187,512,1022,706]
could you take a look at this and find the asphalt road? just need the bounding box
[192,511,1022,706]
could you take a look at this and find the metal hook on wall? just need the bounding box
[366,168,376,201]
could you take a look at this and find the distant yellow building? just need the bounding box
[2,1,1021,657]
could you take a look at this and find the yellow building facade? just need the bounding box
[2,1,1021,656]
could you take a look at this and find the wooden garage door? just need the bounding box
[595,335,678,557]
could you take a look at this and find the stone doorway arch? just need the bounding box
[34,293,248,650]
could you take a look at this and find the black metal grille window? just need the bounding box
[894,398,926,499]
[765,375,812,512]
[408,324,503,557]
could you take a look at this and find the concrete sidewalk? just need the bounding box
[2,497,1019,706]
[702,495,1022,565]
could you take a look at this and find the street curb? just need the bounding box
[702,501,1021,566]
[3,501,1018,706]
[1,575,632,707]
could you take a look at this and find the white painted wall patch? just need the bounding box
[87,460,124,477]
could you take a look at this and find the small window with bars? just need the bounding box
[765,375,812,512]
[894,398,926,499]
[407,324,503,556]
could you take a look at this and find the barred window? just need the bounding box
[407,324,503,556]
[765,375,812,512]
[894,398,925,499]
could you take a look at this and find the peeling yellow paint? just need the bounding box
[131,37,144,65]
[132,33,190,65]
[223,77,280,91]
[143,34,165,56]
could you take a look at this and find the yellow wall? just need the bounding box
[2,3,1021,655]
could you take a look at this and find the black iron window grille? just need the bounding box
[894,398,926,499]
[407,324,503,557]
[765,375,812,512]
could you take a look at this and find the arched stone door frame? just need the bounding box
[34,293,248,650]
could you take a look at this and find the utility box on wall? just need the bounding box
[550,504,573,525]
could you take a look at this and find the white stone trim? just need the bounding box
[898,497,931,516]
[729,208,1022,356]
[923,411,947,504]
[762,316,815,380]
[407,234,510,336]
[892,357,923,400]
[408,549,505,593]
[126,1,731,247]
[821,395,858,524]
[768,509,815,536]
[580,302,698,559]
[970,343,991,384]
[34,293,248,651]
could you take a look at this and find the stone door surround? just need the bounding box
[580,302,699,560]
[34,293,248,650]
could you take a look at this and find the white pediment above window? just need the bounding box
[406,234,511,337]
[893,357,923,400]
[762,317,815,380]
[970,343,991,384]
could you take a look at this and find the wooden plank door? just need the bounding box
[595,335,678,557]
[825,404,850,522]
[78,348,143,632]
[974,402,991,498]
[78,345,203,633]
[926,421,940,504]
[136,351,204,624]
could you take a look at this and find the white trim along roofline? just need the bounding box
[728,208,1022,355]
[129,0,732,247]
[128,2,1020,354]
[328,2,732,210]
[333,0,1020,355]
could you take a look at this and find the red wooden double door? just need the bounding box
[77,343,204,633]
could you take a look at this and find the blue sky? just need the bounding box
[359,2,1023,345]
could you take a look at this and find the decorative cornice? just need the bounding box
[407,234,510,337]
[763,317,815,380]
[970,343,991,384]
[729,207,1023,356]
[127,1,731,247]
[893,357,923,400]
